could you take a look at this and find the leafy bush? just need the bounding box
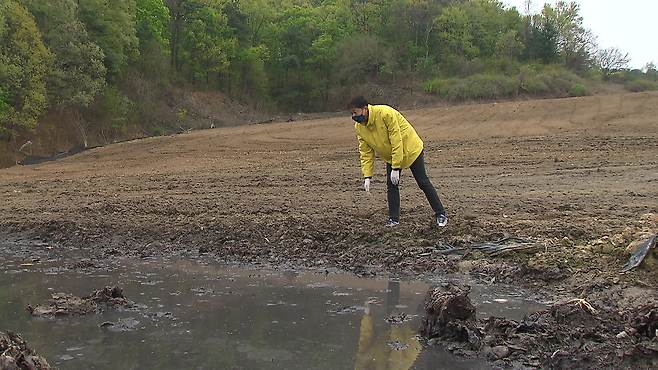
[609,69,646,84]
[569,84,588,97]
[101,85,135,130]
[151,126,166,136]
[425,64,588,101]
[0,86,10,119]
[425,73,518,100]
[519,65,584,96]
[625,79,658,92]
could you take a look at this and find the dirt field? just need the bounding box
[1,92,657,368]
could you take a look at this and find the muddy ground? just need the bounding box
[1,92,657,368]
[0,331,51,370]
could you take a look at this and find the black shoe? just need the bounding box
[436,214,448,227]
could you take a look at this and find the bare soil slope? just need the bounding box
[2,92,656,261]
[2,92,657,368]
[2,92,657,271]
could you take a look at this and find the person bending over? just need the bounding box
[349,96,447,227]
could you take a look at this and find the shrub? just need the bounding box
[519,65,584,96]
[100,86,135,130]
[425,64,588,101]
[424,73,518,101]
[625,79,658,92]
[151,126,166,136]
[569,84,588,97]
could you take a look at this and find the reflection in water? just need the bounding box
[0,246,540,369]
[355,281,422,370]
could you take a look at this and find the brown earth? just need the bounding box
[1,92,657,368]
[0,88,269,168]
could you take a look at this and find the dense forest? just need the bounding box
[1,0,657,146]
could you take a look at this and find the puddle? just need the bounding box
[0,244,546,369]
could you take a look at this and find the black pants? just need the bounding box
[386,151,445,221]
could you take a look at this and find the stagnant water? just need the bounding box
[0,244,545,369]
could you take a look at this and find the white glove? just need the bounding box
[390,169,400,185]
[363,178,371,192]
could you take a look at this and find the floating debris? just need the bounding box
[27,286,134,316]
[329,306,359,315]
[99,317,141,332]
[386,340,409,351]
[385,312,409,324]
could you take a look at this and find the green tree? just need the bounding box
[0,0,52,135]
[432,1,523,62]
[350,0,391,36]
[78,0,139,80]
[524,5,559,64]
[135,0,171,76]
[179,1,236,83]
[230,0,277,47]
[435,5,477,58]
[20,0,106,108]
[542,1,596,71]
[230,45,270,102]
[464,0,523,58]
[137,0,171,45]
[0,2,8,122]
[496,29,523,59]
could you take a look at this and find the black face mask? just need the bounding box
[352,114,366,123]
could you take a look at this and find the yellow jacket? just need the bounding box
[354,313,422,370]
[355,105,424,178]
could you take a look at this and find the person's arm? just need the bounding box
[385,111,404,170]
[358,134,375,178]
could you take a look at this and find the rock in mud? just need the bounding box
[489,345,510,359]
[627,303,658,340]
[99,317,141,332]
[27,286,134,316]
[0,331,51,370]
[420,283,480,348]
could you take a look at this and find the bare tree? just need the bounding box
[646,62,658,81]
[596,47,630,80]
[524,0,532,16]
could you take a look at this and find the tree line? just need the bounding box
[1,0,656,141]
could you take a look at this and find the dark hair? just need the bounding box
[349,96,368,109]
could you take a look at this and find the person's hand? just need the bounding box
[390,169,400,185]
[363,178,371,192]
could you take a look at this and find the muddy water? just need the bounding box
[0,245,545,369]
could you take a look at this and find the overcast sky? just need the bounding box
[500,0,657,69]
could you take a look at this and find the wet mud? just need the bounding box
[421,284,658,369]
[0,331,51,370]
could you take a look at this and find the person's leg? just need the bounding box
[386,163,400,221]
[410,151,446,216]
